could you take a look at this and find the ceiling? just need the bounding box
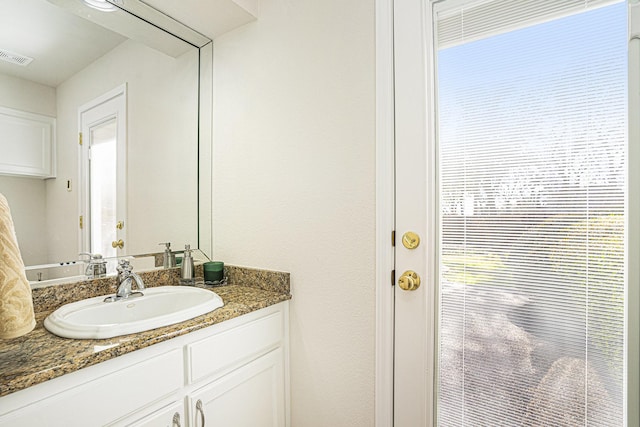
[1,0,258,89]
[0,0,125,87]
[141,0,258,40]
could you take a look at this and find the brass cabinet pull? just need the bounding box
[398,270,421,291]
[111,239,124,249]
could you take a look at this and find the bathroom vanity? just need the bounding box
[0,266,291,427]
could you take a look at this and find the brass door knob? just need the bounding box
[112,239,124,249]
[398,270,421,291]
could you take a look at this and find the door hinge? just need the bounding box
[78,132,83,145]
[391,230,396,247]
[391,269,396,287]
[79,215,83,229]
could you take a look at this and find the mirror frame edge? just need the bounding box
[198,41,214,260]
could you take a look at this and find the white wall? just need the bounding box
[0,175,47,266]
[0,74,55,265]
[211,1,376,425]
[0,74,56,117]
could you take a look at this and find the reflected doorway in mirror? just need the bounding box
[79,84,127,275]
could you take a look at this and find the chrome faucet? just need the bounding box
[104,259,145,302]
[79,252,107,278]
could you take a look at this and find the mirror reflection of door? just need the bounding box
[79,85,126,271]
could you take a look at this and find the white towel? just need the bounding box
[0,193,35,339]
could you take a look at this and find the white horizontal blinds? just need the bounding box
[436,0,618,49]
[435,1,626,426]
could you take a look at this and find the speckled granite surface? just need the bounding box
[226,265,290,294]
[0,265,290,398]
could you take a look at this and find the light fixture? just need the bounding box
[83,0,118,12]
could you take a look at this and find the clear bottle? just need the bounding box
[180,244,195,285]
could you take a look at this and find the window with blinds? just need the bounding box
[435,1,627,425]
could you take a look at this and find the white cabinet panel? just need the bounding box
[187,310,283,384]
[111,401,184,427]
[0,348,183,427]
[0,106,55,178]
[188,348,286,427]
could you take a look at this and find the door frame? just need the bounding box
[375,0,395,427]
[374,0,395,424]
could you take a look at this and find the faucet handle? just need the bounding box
[117,259,133,274]
[79,252,103,261]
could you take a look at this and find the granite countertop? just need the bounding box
[0,265,291,398]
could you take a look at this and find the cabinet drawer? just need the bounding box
[108,400,184,427]
[0,348,183,427]
[187,310,283,384]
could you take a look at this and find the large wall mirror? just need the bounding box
[0,0,212,284]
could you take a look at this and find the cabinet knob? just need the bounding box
[172,412,181,427]
[196,399,205,427]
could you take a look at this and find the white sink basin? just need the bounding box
[44,286,224,339]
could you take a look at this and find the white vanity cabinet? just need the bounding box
[0,302,289,427]
[184,308,287,427]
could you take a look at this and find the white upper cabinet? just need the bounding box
[0,106,55,179]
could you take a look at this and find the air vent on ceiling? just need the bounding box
[0,49,34,67]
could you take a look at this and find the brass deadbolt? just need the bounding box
[398,270,421,291]
[402,231,420,249]
[112,239,124,249]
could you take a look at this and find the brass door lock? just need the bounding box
[398,270,421,291]
[402,231,420,249]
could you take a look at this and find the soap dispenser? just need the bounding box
[159,242,176,268]
[180,244,195,285]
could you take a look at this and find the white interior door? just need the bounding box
[393,0,636,425]
[79,85,127,264]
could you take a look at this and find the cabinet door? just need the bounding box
[111,401,184,427]
[189,348,285,427]
[0,106,55,178]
